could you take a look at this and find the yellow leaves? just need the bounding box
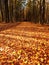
[44,54,47,57]
[36,52,40,55]
[12,51,16,55]
[11,63,14,65]
[24,43,30,48]
[38,63,40,65]
[10,43,15,46]
[17,55,21,60]
[35,54,38,59]
[38,47,41,50]
[5,46,10,52]
[23,57,28,64]
[7,60,13,63]
[40,58,44,62]
[0,47,4,51]
[17,50,22,55]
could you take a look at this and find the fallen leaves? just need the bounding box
[0,23,49,65]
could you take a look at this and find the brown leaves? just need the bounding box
[0,23,49,65]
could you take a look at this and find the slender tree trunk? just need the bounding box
[33,0,36,23]
[9,0,13,22]
[40,0,45,24]
[42,0,45,23]
[40,0,42,23]
[0,0,4,22]
[4,0,9,23]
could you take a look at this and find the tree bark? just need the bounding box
[4,0,9,23]
[0,0,4,22]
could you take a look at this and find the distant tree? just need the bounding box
[4,0,9,23]
[15,0,23,21]
[8,0,13,22]
[33,0,39,23]
[0,0,4,22]
[43,0,45,23]
[27,0,32,21]
[40,0,45,24]
[0,0,46,23]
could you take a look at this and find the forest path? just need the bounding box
[0,22,49,65]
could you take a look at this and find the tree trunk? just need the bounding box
[42,0,45,23]
[0,0,4,22]
[40,0,45,24]
[4,0,9,23]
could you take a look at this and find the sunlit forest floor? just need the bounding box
[0,22,49,65]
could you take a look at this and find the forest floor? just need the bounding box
[0,22,49,65]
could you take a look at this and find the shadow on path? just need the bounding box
[0,22,21,32]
